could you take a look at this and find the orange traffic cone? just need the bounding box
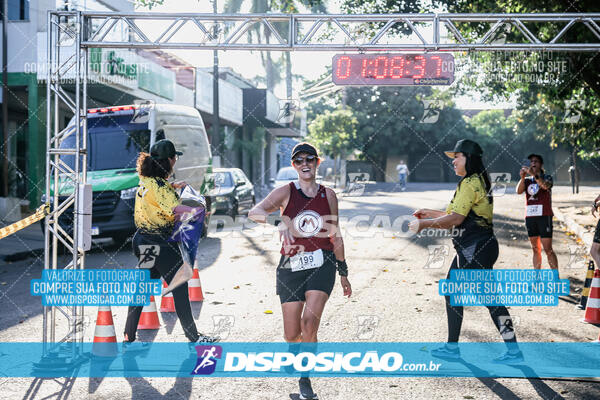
[138,296,160,330]
[188,267,204,302]
[92,306,118,357]
[583,269,600,325]
[160,279,176,313]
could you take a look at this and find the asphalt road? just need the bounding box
[0,184,599,399]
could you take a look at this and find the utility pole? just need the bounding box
[1,0,8,197]
[212,0,220,166]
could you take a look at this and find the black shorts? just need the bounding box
[525,216,553,238]
[594,219,600,244]
[276,250,336,304]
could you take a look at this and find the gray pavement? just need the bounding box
[0,184,599,399]
[0,223,44,262]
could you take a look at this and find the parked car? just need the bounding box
[207,168,255,217]
[272,166,298,188]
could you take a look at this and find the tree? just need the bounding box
[308,108,358,159]
[341,0,600,158]
[467,109,545,170]
[223,0,280,90]
[278,1,327,100]
[447,0,600,158]
[345,85,475,181]
[133,0,166,8]
[308,108,358,185]
[224,1,326,96]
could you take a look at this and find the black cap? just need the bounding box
[150,139,182,160]
[291,142,318,158]
[527,153,544,164]
[445,139,483,158]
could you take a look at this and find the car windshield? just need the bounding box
[60,115,150,171]
[211,172,234,188]
[277,168,298,180]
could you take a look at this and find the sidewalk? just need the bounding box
[552,185,599,251]
[0,222,44,262]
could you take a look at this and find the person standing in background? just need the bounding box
[396,160,409,191]
[568,165,579,194]
[516,154,559,275]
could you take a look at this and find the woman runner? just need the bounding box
[411,139,523,364]
[249,142,352,399]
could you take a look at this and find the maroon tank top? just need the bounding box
[281,182,334,255]
[524,176,553,217]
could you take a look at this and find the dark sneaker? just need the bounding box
[431,345,461,360]
[188,333,220,348]
[299,377,318,400]
[493,351,524,365]
[197,333,220,343]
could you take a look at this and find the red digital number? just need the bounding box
[413,56,426,79]
[336,56,352,79]
[390,56,404,78]
[361,58,370,78]
[374,56,388,79]
[430,55,442,77]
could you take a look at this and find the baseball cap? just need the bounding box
[445,139,483,158]
[291,142,319,159]
[150,139,182,160]
[527,153,544,164]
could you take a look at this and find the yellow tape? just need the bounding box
[0,203,50,240]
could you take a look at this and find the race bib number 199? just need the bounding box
[290,249,324,272]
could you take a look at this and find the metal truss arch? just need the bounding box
[43,10,600,361]
[75,12,600,51]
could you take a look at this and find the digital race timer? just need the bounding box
[332,53,455,86]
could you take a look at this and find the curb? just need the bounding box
[554,208,593,251]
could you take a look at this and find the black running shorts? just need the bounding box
[276,250,336,303]
[525,215,553,238]
[594,219,600,244]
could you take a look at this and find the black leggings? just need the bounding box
[124,231,199,342]
[445,237,517,345]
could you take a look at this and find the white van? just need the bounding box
[55,103,213,241]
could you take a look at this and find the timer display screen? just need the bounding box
[332,53,455,86]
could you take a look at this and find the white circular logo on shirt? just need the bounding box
[293,210,323,238]
[527,183,539,196]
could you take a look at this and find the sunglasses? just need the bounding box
[292,155,318,166]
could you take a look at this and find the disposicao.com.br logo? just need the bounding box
[223,351,440,374]
[191,345,441,376]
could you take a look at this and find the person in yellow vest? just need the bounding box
[411,139,522,364]
[124,139,218,347]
